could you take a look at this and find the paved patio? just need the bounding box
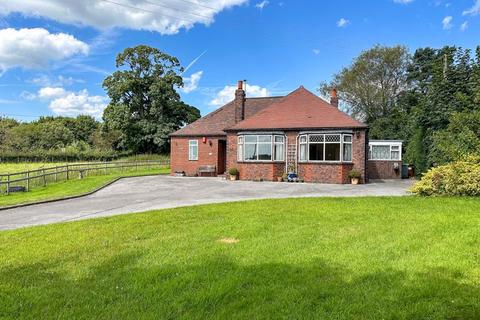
[0,176,414,230]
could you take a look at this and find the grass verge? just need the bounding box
[0,197,479,319]
[0,168,170,208]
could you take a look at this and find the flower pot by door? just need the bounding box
[351,178,359,185]
[229,175,238,181]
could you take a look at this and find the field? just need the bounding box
[0,197,479,319]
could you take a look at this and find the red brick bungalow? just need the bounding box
[170,81,402,183]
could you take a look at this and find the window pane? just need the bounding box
[300,144,307,161]
[237,144,243,161]
[274,135,284,143]
[343,135,352,143]
[258,143,272,160]
[391,151,400,160]
[391,145,400,151]
[309,135,324,143]
[372,145,390,160]
[325,143,340,161]
[245,144,256,160]
[309,144,324,161]
[343,143,352,162]
[274,143,284,161]
[300,135,307,143]
[258,135,272,143]
[189,140,198,160]
[245,135,257,143]
[238,136,243,143]
[325,134,340,143]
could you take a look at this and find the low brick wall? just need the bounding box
[236,162,285,181]
[298,163,353,184]
[367,160,402,179]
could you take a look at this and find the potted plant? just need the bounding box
[228,167,239,181]
[282,172,288,182]
[348,169,361,185]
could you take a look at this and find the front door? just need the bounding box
[217,140,227,174]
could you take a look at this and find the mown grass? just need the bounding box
[0,197,479,319]
[0,168,170,208]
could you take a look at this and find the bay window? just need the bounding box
[237,134,285,161]
[299,133,353,162]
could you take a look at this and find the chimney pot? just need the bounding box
[237,80,243,90]
[330,88,339,108]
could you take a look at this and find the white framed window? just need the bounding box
[274,135,285,161]
[368,141,402,161]
[343,135,352,162]
[237,134,285,162]
[188,140,198,161]
[299,133,352,163]
[237,136,243,161]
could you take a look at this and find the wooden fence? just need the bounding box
[0,160,170,195]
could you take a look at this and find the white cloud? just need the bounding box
[29,75,84,87]
[393,0,414,4]
[255,1,269,10]
[337,18,350,27]
[463,0,480,15]
[0,28,88,73]
[37,87,108,118]
[0,0,247,35]
[210,84,269,107]
[442,16,453,29]
[38,87,68,99]
[460,21,469,31]
[312,49,320,55]
[182,71,203,93]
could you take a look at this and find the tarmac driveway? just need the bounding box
[0,176,414,230]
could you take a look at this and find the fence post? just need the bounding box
[6,174,10,196]
[42,168,46,187]
[105,162,108,175]
[26,171,30,192]
[55,167,58,183]
[66,164,69,180]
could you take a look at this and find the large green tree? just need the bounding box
[102,45,200,153]
[319,45,411,140]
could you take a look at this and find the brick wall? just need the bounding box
[297,163,353,183]
[170,136,225,176]
[352,129,367,183]
[367,160,402,179]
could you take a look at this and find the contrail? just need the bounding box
[182,50,207,74]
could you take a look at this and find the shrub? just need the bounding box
[348,169,361,179]
[228,168,239,176]
[410,156,480,196]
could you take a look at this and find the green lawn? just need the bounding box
[0,197,479,319]
[0,168,170,208]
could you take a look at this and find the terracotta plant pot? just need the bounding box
[229,175,238,181]
[351,178,359,185]
[277,177,283,182]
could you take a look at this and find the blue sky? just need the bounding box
[0,0,479,121]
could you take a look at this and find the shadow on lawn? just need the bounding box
[1,253,478,319]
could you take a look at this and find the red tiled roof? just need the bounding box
[170,96,283,136]
[227,86,367,131]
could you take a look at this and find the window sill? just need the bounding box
[368,159,402,162]
[238,161,285,164]
[298,161,353,165]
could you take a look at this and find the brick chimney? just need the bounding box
[234,80,246,123]
[330,88,339,108]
